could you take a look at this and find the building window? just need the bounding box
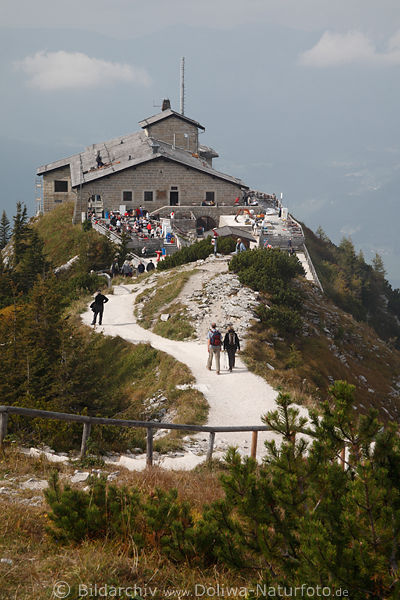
[122,191,133,203]
[171,186,178,190]
[144,191,153,202]
[205,191,215,202]
[54,180,68,192]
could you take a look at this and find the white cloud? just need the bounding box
[299,29,400,67]
[299,31,377,66]
[15,50,151,91]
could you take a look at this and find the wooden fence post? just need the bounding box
[80,422,91,458]
[146,428,154,467]
[206,431,215,462]
[0,412,8,447]
[251,430,258,459]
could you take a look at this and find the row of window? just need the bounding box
[123,190,154,202]
[123,190,215,202]
[54,181,155,201]
[54,181,216,203]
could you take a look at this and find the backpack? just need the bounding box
[228,332,235,346]
[210,330,221,346]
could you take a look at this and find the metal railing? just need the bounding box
[92,220,122,245]
[302,244,324,293]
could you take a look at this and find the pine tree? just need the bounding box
[0,210,11,249]
[197,384,400,599]
[372,252,386,277]
[14,229,49,292]
[12,201,29,266]
[316,225,330,242]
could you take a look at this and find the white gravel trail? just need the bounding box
[81,282,281,469]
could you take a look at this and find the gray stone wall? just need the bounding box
[73,158,241,222]
[42,166,76,213]
[145,117,199,153]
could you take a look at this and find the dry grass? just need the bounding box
[0,449,243,600]
[0,447,74,480]
[244,283,400,420]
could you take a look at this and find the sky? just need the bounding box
[1,0,400,285]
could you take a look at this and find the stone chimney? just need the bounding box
[162,98,171,111]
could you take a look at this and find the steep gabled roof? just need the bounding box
[138,108,205,131]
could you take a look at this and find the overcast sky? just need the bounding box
[1,0,400,285]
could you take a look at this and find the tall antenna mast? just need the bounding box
[180,56,185,115]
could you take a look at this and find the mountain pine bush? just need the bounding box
[229,248,305,335]
[43,382,400,598]
[157,236,236,271]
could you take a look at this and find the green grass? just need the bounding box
[87,338,206,452]
[34,202,86,265]
[136,270,195,331]
[34,201,115,271]
[153,302,195,340]
[4,316,208,454]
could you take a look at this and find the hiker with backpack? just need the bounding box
[223,326,240,372]
[90,290,109,326]
[207,322,222,374]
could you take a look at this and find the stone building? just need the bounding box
[37,101,248,224]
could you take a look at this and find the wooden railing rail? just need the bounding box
[0,406,304,466]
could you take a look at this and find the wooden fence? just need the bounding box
[0,405,276,467]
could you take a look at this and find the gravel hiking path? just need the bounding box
[81,261,290,470]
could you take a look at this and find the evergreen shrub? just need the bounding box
[45,477,196,561]
[43,382,400,598]
[229,248,304,291]
[229,248,304,335]
[256,304,303,333]
[81,219,92,232]
[44,472,143,544]
[157,236,235,271]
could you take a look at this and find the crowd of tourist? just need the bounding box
[88,207,163,240]
[109,257,157,278]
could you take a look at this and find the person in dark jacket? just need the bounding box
[137,261,145,275]
[146,259,155,272]
[90,291,109,326]
[223,326,240,372]
[110,259,119,278]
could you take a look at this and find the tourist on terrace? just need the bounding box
[235,238,246,253]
